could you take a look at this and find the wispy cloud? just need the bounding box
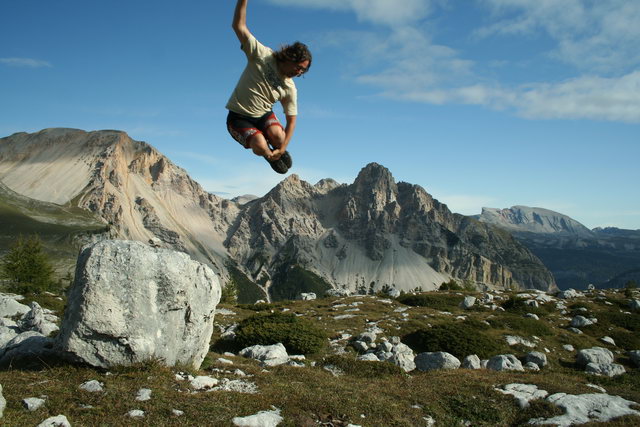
[0,57,52,68]
[477,0,640,73]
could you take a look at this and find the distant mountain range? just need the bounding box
[475,206,640,289]
[0,128,559,300]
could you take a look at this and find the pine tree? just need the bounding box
[1,235,55,294]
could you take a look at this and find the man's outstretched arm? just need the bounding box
[232,0,251,45]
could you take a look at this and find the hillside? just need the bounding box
[1,286,639,426]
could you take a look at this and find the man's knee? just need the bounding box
[265,125,285,147]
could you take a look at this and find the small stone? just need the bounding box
[136,388,152,401]
[462,355,481,370]
[79,380,104,393]
[127,409,145,418]
[563,344,575,352]
[232,408,283,426]
[487,354,524,372]
[190,376,218,391]
[36,415,71,427]
[525,351,548,368]
[22,397,46,411]
[600,336,616,346]
[172,409,184,416]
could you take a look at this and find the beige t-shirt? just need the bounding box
[226,34,298,118]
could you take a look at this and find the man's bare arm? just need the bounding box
[232,0,251,45]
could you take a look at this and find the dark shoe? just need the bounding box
[266,156,289,174]
[280,151,293,169]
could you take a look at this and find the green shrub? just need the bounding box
[402,323,503,359]
[439,280,463,291]
[607,330,640,351]
[237,302,278,311]
[397,293,464,311]
[321,355,404,377]
[234,312,326,355]
[501,296,553,316]
[487,314,554,336]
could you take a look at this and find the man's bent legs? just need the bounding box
[248,133,275,159]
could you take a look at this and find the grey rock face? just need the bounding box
[486,354,524,372]
[0,331,55,366]
[415,352,460,371]
[496,383,549,409]
[630,299,640,311]
[576,347,614,367]
[628,350,640,367]
[56,240,221,369]
[387,343,416,372]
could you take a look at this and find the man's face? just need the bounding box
[282,60,310,78]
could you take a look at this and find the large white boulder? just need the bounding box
[585,363,626,377]
[0,294,30,318]
[232,408,283,427]
[56,240,221,369]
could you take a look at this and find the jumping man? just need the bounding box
[225,0,312,174]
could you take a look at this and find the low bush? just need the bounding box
[501,296,553,316]
[607,330,640,351]
[321,355,404,377]
[402,323,503,359]
[397,293,463,311]
[487,314,554,336]
[234,312,326,355]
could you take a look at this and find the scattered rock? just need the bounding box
[486,355,524,372]
[127,409,145,418]
[37,415,71,427]
[570,315,596,328]
[415,352,460,371]
[240,343,289,367]
[460,296,476,309]
[576,347,614,367]
[505,335,535,348]
[136,388,152,401]
[213,378,259,394]
[496,383,548,408]
[0,331,55,366]
[232,408,283,426]
[462,355,481,370]
[628,350,640,367]
[172,409,185,416]
[190,376,218,391]
[629,300,640,311]
[585,363,626,377]
[562,344,575,352]
[23,397,46,411]
[529,393,640,426]
[56,240,221,370]
[557,289,583,299]
[79,380,104,393]
[525,351,548,368]
[297,293,316,301]
[600,336,616,346]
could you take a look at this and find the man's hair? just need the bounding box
[274,41,312,74]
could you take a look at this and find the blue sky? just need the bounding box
[1,0,639,229]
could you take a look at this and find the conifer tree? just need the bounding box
[1,235,55,294]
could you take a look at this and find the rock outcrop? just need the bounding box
[56,240,221,369]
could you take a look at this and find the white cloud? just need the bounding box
[266,0,434,26]
[0,57,52,68]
